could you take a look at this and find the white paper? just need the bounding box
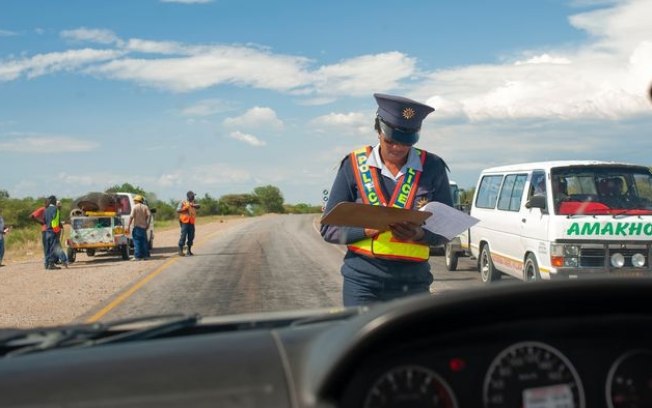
[419,202,479,239]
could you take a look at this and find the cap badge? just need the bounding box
[402,107,415,120]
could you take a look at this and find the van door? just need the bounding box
[490,173,529,278]
[520,170,550,279]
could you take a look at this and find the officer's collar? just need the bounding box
[367,144,423,172]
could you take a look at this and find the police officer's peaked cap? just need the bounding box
[374,93,435,145]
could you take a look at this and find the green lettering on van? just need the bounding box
[581,222,600,236]
[567,223,580,235]
[568,222,652,236]
[645,223,652,236]
[629,223,643,235]
[615,223,629,236]
[601,223,614,235]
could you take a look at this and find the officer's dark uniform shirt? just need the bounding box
[320,143,453,287]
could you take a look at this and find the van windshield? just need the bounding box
[551,166,652,215]
[116,195,131,216]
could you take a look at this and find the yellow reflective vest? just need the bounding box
[347,146,430,262]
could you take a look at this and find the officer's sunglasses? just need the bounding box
[378,120,417,146]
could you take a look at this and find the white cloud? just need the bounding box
[125,39,188,55]
[60,28,121,45]
[514,54,571,65]
[0,135,99,153]
[312,52,416,97]
[413,0,652,121]
[310,112,370,136]
[181,99,233,117]
[227,131,266,147]
[0,29,16,37]
[0,48,123,81]
[190,163,252,184]
[56,172,95,185]
[223,107,283,129]
[89,46,312,92]
[157,172,182,187]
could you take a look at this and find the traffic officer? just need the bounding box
[321,93,453,306]
[177,190,201,256]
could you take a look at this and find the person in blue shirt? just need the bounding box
[321,93,453,306]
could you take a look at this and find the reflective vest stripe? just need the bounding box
[51,209,61,233]
[347,146,430,262]
[350,147,382,205]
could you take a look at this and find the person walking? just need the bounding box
[30,198,49,269]
[321,93,453,306]
[125,195,151,261]
[0,207,8,267]
[176,191,200,256]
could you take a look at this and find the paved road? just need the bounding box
[98,214,485,322]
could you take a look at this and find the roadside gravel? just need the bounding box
[0,217,251,329]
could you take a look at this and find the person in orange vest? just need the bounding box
[321,93,453,306]
[176,190,201,256]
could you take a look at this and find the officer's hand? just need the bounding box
[364,228,380,238]
[389,221,424,241]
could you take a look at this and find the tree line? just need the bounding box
[0,184,321,230]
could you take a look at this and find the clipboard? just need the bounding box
[320,202,432,231]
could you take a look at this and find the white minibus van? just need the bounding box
[453,161,652,282]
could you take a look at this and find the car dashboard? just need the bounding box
[0,279,651,408]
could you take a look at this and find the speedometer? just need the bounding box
[607,350,652,408]
[363,365,457,408]
[483,341,585,408]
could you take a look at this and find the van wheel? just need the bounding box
[445,244,458,271]
[86,248,95,257]
[479,244,501,283]
[524,253,541,281]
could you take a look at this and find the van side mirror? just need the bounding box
[525,195,546,210]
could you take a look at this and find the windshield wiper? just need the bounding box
[612,209,644,218]
[1,313,200,358]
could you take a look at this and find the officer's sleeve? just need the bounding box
[320,156,367,245]
[419,156,454,247]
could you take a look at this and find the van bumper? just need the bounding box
[549,268,652,279]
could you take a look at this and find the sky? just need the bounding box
[1,0,651,205]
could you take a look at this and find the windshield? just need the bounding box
[1,0,652,330]
[552,166,652,215]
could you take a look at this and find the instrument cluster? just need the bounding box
[341,321,652,408]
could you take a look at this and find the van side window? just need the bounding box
[476,175,503,209]
[497,174,527,211]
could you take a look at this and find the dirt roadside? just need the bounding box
[0,217,252,329]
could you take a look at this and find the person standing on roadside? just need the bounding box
[125,194,151,261]
[44,195,65,270]
[30,198,49,269]
[0,207,9,267]
[50,200,69,267]
[177,190,200,256]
